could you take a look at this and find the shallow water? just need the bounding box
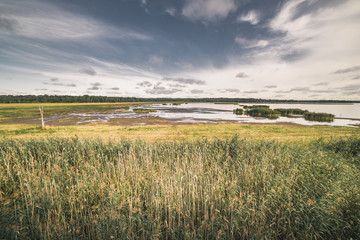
[140,103,360,127]
[38,102,360,127]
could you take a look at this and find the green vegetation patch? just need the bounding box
[1,136,359,239]
[0,103,130,120]
[233,108,244,115]
[132,108,157,113]
[246,108,281,119]
[274,108,309,116]
[304,112,335,122]
[243,105,270,109]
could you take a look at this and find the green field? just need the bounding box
[0,102,132,120]
[0,103,360,239]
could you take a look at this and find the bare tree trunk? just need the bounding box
[39,106,45,129]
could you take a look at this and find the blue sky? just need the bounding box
[0,0,359,99]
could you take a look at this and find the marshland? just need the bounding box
[0,100,360,239]
[2,0,360,238]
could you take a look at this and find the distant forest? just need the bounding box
[0,95,359,104]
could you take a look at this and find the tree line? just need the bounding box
[0,95,358,104]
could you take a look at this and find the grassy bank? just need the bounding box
[0,103,133,120]
[0,123,359,142]
[1,136,359,239]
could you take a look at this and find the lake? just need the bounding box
[136,103,360,127]
[38,102,360,127]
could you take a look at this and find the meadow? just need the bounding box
[0,102,360,239]
[0,102,131,120]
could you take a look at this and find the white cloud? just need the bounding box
[269,0,306,32]
[0,0,151,41]
[215,0,360,99]
[237,10,260,25]
[148,55,164,65]
[165,8,176,16]
[182,0,236,22]
[234,37,268,48]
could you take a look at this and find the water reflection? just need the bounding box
[233,105,335,122]
[141,103,360,127]
[40,103,360,127]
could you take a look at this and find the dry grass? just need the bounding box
[0,122,359,142]
[0,136,359,239]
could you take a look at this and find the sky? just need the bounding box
[0,0,359,100]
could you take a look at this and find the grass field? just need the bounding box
[0,122,359,142]
[0,103,359,239]
[0,102,132,120]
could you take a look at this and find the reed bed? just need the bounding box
[132,108,157,113]
[0,136,359,239]
[245,108,281,119]
[304,112,335,122]
[243,105,270,109]
[233,108,243,115]
[274,108,309,116]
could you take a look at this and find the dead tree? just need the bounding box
[39,106,45,129]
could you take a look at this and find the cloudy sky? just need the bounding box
[0,0,359,99]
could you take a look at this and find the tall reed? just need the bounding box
[1,136,359,239]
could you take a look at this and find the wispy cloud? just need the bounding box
[244,90,258,94]
[0,16,18,33]
[264,85,277,88]
[145,82,181,95]
[163,77,206,85]
[313,82,328,86]
[336,83,360,92]
[190,89,203,94]
[79,67,97,76]
[165,8,176,16]
[0,89,28,95]
[234,37,268,48]
[235,72,249,78]
[43,78,77,87]
[275,90,291,93]
[148,55,163,65]
[351,75,360,80]
[224,88,240,93]
[237,10,260,25]
[290,87,310,92]
[333,66,360,74]
[109,87,120,90]
[182,0,236,22]
[169,83,186,88]
[137,81,153,87]
[0,0,151,41]
[88,82,102,91]
[269,0,306,32]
